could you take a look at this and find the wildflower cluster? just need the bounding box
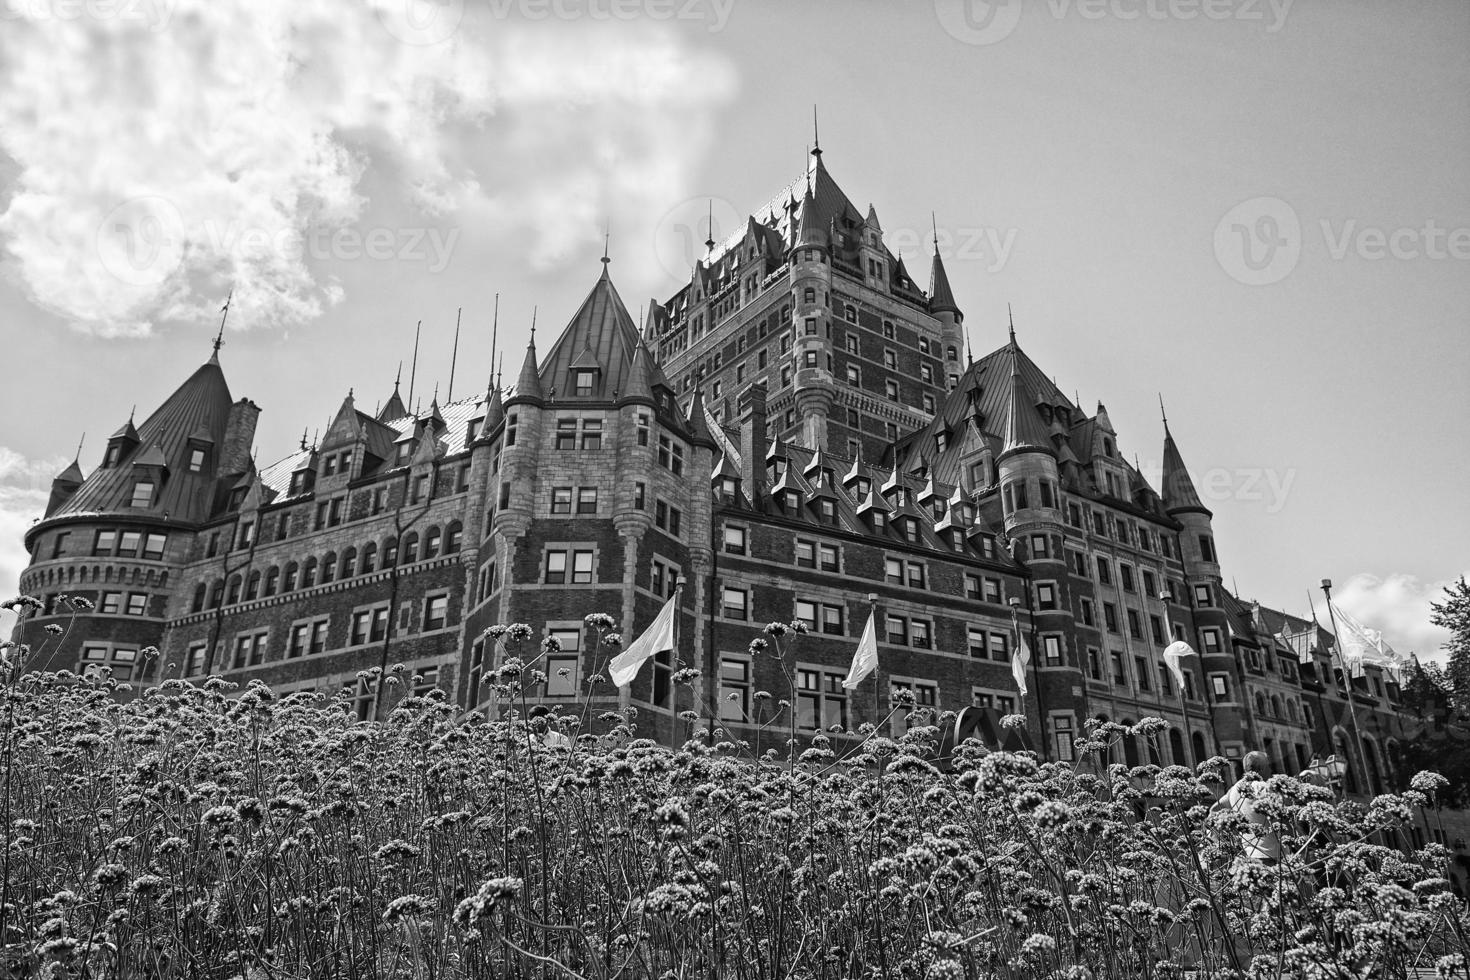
[0,649,1464,978]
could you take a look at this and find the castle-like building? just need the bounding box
[9,147,1440,826]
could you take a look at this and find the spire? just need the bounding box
[621,334,656,408]
[505,312,544,408]
[1007,303,1016,344]
[704,200,715,254]
[210,288,232,364]
[1161,412,1211,517]
[1000,349,1051,461]
[378,365,408,422]
[796,182,826,248]
[407,319,422,413]
[928,243,959,316]
[447,308,462,403]
[811,104,821,161]
[685,387,717,450]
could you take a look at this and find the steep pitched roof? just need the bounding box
[378,383,408,423]
[929,250,960,316]
[1161,422,1211,517]
[898,340,1072,485]
[53,357,236,523]
[530,265,673,403]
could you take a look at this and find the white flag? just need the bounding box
[842,609,879,690]
[1011,633,1031,697]
[608,592,678,687]
[1330,602,1381,677]
[1162,639,1196,692]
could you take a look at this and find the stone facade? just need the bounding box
[9,150,1459,880]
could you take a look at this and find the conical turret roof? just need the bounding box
[1161,422,1211,517]
[506,336,543,408]
[929,250,960,316]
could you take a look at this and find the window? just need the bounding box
[1199,535,1217,563]
[1052,715,1075,762]
[555,419,577,450]
[1097,558,1112,586]
[544,549,594,585]
[125,593,147,616]
[795,600,845,636]
[1110,651,1127,686]
[796,668,848,730]
[581,419,603,450]
[724,525,746,555]
[1127,609,1143,640]
[130,481,154,508]
[989,632,1009,663]
[550,486,572,514]
[117,531,140,558]
[972,689,1016,716]
[143,533,166,560]
[1210,674,1229,700]
[964,574,982,600]
[890,678,938,735]
[573,370,595,397]
[655,501,682,537]
[885,380,900,401]
[80,645,137,682]
[1194,584,1213,607]
[1080,597,1095,627]
[185,643,207,677]
[636,413,650,446]
[1036,583,1057,610]
[100,591,121,614]
[886,615,908,645]
[545,626,583,696]
[719,657,751,721]
[650,557,679,598]
[658,435,685,475]
[1043,635,1063,666]
[423,595,449,631]
[1120,565,1135,592]
[288,623,309,658]
[1143,569,1157,597]
[911,619,932,649]
[1134,656,1151,691]
[722,586,748,620]
[1201,628,1223,653]
[968,626,988,658]
[845,363,861,384]
[1103,603,1119,633]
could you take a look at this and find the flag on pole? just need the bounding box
[1330,602,1381,678]
[842,609,879,690]
[608,591,679,687]
[1162,638,1196,691]
[1011,632,1031,697]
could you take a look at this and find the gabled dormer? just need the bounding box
[102,416,140,469]
[128,440,169,510]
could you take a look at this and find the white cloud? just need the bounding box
[0,1,737,337]
[1330,571,1466,664]
[0,447,69,605]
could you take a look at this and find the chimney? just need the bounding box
[737,383,767,497]
[222,398,261,476]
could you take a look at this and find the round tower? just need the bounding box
[790,178,836,451]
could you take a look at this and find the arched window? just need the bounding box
[1255,693,1268,717]
[1191,732,1207,766]
[208,580,224,608]
[321,553,336,584]
[401,533,419,564]
[1121,719,1140,767]
[444,521,463,554]
[264,566,279,596]
[424,527,441,559]
[245,570,261,601]
[226,575,242,605]
[191,583,206,614]
[283,562,298,592]
[1169,729,1186,767]
[341,547,357,578]
[1270,695,1283,719]
[302,558,317,588]
[1361,737,1385,796]
[382,537,398,567]
[360,542,377,574]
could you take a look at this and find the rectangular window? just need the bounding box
[571,550,594,584]
[545,550,569,584]
[141,533,166,560]
[1043,635,1062,666]
[1127,609,1143,640]
[117,531,140,557]
[1036,582,1057,610]
[1194,584,1213,607]
[910,619,932,649]
[1097,557,1112,585]
[1110,651,1127,686]
[1210,674,1229,699]
[185,643,207,677]
[555,419,577,450]
[886,615,908,645]
[423,595,448,631]
[650,557,679,598]
[796,668,848,730]
[576,487,598,514]
[1104,603,1119,633]
[309,620,329,655]
[968,626,988,658]
[990,632,1009,662]
[130,481,154,508]
[1080,597,1095,627]
[724,525,747,555]
[1135,655,1151,691]
[581,419,602,451]
[722,586,748,620]
[719,656,751,722]
[884,557,903,583]
[1202,628,1223,653]
[289,623,309,658]
[125,593,147,616]
[1120,564,1135,592]
[965,574,982,600]
[1052,715,1075,762]
[551,487,572,514]
[906,561,926,589]
[100,591,122,614]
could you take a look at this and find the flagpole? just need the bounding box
[1160,590,1197,767]
[1320,579,1372,796]
[868,594,880,726]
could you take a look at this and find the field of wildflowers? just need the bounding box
[1,607,1468,979]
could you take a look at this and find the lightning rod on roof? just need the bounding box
[447,308,461,402]
[407,320,422,414]
[487,293,499,393]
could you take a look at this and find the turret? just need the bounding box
[1160,407,1220,582]
[790,182,835,451]
[928,242,965,371]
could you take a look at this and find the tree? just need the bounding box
[1429,576,1470,716]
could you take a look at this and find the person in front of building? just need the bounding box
[1212,751,1281,865]
[527,704,573,752]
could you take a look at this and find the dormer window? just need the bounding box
[573,370,596,397]
[935,432,949,453]
[396,441,412,465]
[187,448,207,473]
[130,480,154,508]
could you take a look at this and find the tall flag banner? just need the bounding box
[842,609,880,690]
[1330,602,1385,679]
[608,592,679,687]
[1011,633,1031,697]
[1162,639,1196,691]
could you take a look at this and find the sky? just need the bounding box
[0,0,1465,657]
